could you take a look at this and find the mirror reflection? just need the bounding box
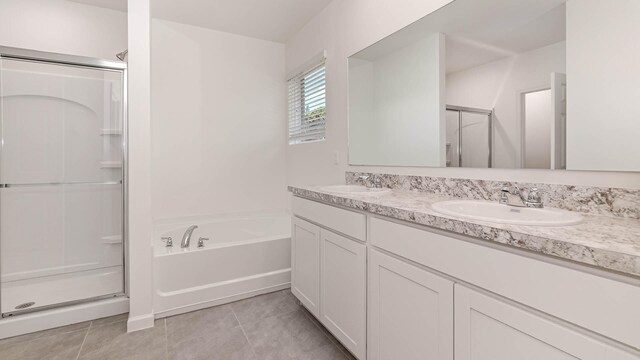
[348,0,640,171]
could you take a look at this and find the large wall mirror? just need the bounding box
[348,0,640,171]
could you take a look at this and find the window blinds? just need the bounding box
[288,61,326,144]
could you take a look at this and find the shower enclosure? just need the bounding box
[446,105,493,168]
[0,47,127,317]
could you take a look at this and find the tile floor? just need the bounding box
[0,290,355,360]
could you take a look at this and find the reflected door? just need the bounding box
[0,58,125,315]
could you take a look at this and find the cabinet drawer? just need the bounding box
[370,216,640,349]
[292,196,366,241]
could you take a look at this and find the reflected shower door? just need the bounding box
[445,110,460,167]
[460,111,491,168]
[0,58,125,315]
[446,108,492,168]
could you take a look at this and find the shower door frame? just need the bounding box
[0,46,129,317]
[446,105,493,168]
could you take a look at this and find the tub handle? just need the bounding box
[197,237,210,248]
[161,237,173,247]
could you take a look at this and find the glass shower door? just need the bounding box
[0,58,125,316]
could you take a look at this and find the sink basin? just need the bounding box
[431,200,583,226]
[319,185,390,195]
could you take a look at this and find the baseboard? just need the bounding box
[126,313,155,332]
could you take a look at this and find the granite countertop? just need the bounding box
[289,185,640,278]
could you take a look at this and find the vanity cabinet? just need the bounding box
[291,198,368,359]
[454,285,638,360]
[368,249,453,360]
[291,196,640,360]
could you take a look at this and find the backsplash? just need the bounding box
[346,172,640,219]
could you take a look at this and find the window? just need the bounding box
[288,61,326,144]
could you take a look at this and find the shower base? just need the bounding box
[1,266,123,316]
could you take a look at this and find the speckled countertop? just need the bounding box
[289,185,640,278]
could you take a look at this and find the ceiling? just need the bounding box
[68,0,333,43]
[446,3,566,74]
[352,0,566,74]
[68,0,127,12]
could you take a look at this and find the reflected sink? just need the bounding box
[431,200,583,226]
[319,185,390,195]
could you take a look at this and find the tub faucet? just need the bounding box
[197,237,209,248]
[181,225,198,248]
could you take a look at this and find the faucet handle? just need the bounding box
[527,188,543,203]
[197,237,209,248]
[161,237,173,247]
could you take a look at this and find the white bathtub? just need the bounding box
[153,213,291,317]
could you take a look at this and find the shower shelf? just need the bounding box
[101,235,123,244]
[100,129,122,135]
[100,161,123,168]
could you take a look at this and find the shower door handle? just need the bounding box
[0,180,122,188]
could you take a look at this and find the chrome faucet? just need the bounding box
[499,185,543,208]
[181,225,198,248]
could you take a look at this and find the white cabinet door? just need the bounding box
[455,285,639,360]
[368,249,454,360]
[291,216,320,317]
[320,229,366,360]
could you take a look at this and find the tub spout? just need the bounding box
[181,225,198,248]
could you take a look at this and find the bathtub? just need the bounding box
[153,213,291,317]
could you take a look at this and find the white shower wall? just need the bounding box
[151,19,288,221]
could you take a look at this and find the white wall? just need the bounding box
[349,34,445,167]
[566,0,640,172]
[151,20,288,221]
[446,41,565,168]
[0,0,127,60]
[127,0,154,332]
[347,58,375,164]
[286,0,640,188]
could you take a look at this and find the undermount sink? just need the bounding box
[431,200,583,226]
[319,185,390,195]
